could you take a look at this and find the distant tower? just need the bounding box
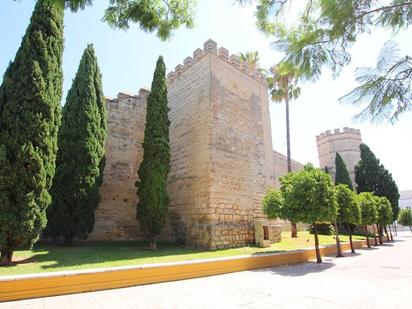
[316,127,362,189]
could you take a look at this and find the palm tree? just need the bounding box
[267,62,301,237]
[238,51,260,69]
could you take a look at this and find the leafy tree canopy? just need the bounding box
[238,0,412,123]
[336,184,361,225]
[267,61,301,103]
[16,0,197,40]
[375,196,393,225]
[280,164,338,224]
[262,188,284,219]
[397,208,412,227]
[358,192,378,226]
[339,40,412,123]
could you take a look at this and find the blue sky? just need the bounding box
[1,0,411,190]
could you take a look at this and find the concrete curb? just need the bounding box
[0,240,369,302]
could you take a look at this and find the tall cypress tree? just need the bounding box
[44,45,106,245]
[136,56,170,250]
[355,144,381,194]
[335,152,353,190]
[0,1,63,265]
[355,143,400,220]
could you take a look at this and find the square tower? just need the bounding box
[167,39,275,249]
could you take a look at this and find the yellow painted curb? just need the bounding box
[0,240,368,302]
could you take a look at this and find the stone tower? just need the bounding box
[90,39,276,249]
[316,127,362,189]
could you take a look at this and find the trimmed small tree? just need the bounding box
[335,153,353,190]
[262,188,284,220]
[136,56,170,250]
[358,192,378,248]
[0,0,63,265]
[398,208,412,232]
[44,44,106,244]
[280,165,338,263]
[335,184,361,253]
[376,196,393,244]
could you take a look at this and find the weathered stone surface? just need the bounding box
[89,89,149,241]
[255,220,270,247]
[268,224,282,243]
[273,150,304,187]
[92,39,277,248]
[316,127,362,189]
[167,49,275,249]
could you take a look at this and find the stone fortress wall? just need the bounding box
[89,89,150,241]
[90,39,278,249]
[273,150,305,187]
[316,127,363,190]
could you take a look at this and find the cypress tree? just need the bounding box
[136,56,170,250]
[335,152,353,190]
[355,144,381,194]
[0,1,63,265]
[44,45,106,245]
[355,143,400,221]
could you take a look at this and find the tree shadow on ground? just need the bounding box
[3,256,37,267]
[12,241,204,270]
[252,252,362,277]
[252,261,335,277]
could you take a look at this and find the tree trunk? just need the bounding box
[291,222,297,238]
[347,224,355,253]
[364,225,370,248]
[285,94,292,174]
[285,94,297,239]
[0,248,13,266]
[372,224,378,245]
[384,226,390,242]
[334,219,343,257]
[313,223,322,263]
[394,222,397,236]
[388,224,394,241]
[149,236,157,250]
[378,224,383,244]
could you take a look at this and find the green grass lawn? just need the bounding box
[0,231,365,276]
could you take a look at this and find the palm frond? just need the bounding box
[340,40,412,124]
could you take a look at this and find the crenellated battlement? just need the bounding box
[106,88,150,105]
[316,127,361,142]
[316,127,363,190]
[93,39,275,248]
[167,39,267,85]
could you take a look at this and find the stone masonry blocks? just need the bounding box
[316,127,363,190]
[92,39,276,249]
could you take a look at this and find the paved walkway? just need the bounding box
[2,232,412,309]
